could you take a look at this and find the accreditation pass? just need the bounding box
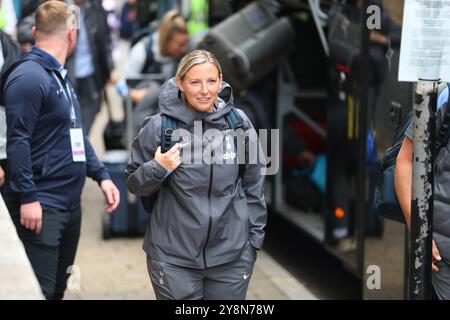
[70,128,86,162]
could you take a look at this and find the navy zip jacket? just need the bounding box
[3,46,110,210]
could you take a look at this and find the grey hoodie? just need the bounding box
[125,78,267,269]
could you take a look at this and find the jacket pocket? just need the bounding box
[41,151,54,178]
[41,150,74,179]
[34,153,48,179]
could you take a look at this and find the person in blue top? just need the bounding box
[396,83,450,300]
[1,1,120,300]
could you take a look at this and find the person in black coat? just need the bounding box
[0,30,21,191]
[66,0,114,134]
[2,2,119,299]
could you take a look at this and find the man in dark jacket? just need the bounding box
[66,0,114,134]
[2,1,119,300]
[0,30,20,191]
[396,84,450,300]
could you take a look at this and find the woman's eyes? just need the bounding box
[190,80,217,86]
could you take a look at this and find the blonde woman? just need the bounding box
[126,50,267,300]
[125,10,189,100]
[124,10,190,135]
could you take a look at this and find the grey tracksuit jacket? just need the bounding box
[125,78,267,269]
[405,84,450,299]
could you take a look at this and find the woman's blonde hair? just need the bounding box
[176,50,222,105]
[159,10,188,56]
[176,49,222,79]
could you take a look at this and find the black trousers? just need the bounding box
[74,75,102,135]
[10,205,81,300]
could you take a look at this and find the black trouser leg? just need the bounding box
[75,76,101,135]
[22,242,59,300]
[9,205,82,300]
[52,207,81,300]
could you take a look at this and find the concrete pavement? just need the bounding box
[0,195,44,300]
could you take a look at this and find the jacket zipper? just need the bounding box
[203,119,213,268]
[203,162,213,268]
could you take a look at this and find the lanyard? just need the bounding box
[52,71,77,127]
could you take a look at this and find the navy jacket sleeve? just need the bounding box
[84,135,111,183]
[5,71,47,204]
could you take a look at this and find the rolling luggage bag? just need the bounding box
[102,150,149,239]
[101,84,151,239]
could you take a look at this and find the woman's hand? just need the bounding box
[154,143,181,172]
[129,88,149,103]
[432,240,442,272]
[0,166,4,188]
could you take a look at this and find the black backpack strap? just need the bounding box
[225,107,245,146]
[225,107,246,179]
[141,113,177,214]
[436,83,450,152]
[225,107,244,130]
[161,114,178,153]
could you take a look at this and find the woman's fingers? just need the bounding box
[167,143,180,154]
[432,240,441,272]
[170,153,180,162]
[155,144,182,171]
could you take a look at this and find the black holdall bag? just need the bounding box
[103,90,126,150]
[104,120,126,150]
[374,83,450,223]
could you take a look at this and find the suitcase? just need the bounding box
[101,75,165,239]
[102,150,149,239]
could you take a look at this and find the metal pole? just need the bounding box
[408,79,438,300]
[404,227,410,299]
[273,66,284,209]
[307,0,329,58]
[355,0,370,279]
